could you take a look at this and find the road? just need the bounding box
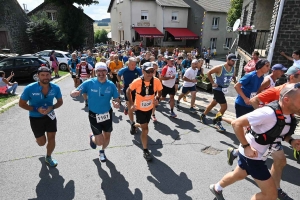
[0,61,299,200]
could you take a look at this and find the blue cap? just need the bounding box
[272,64,287,71]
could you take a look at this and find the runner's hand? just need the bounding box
[212,83,218,87]
[131,105,137,111]
[43,106,53,115]
[70,89,81,97]
[291,139,300,151]
[244,146,258,158]
[244,97,251,105]
[112,101,120,109]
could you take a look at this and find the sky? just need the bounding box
[16,0,111,20]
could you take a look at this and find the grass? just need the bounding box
[93,24,111,33]
[53,70,69,77]
[0,94,19,108]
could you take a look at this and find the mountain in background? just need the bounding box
[95,18,110,26]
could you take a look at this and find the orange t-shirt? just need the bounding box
[109,61,123,73]
[257,83,287,104]
[129,77,163,111]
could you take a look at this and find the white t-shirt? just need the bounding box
[183,67,198,87]
[161,65,176,88]
[293,59,300,66]
[238,106,291,161]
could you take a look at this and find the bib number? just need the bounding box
[47,111,56,120]
[96,112,110,123]
[250,92,257,99]
[141,100,152,108]
[222,88,228,94]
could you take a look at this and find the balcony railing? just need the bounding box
[238,30,270,57]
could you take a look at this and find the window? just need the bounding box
[54,53,64,58]
[172,11,178,21]
[210,38,217,49]
[212,17,219,29]
[141,10,148,20]
[122,31,124,40]
[0,59,14,68]
[225,38,232,48]
[37,51,50,57]
[15,58,32,66]
[47,12,57,21]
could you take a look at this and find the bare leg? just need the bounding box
[46,132,56,156]
[219,165,247,188]
[270,150,286,188]
[190,91,196,108]
[203,99,218,115]
[101,132,111,150]
[93,134,104,146]
[251,178,277,200]
[140,123,149,149]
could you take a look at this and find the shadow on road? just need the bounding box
[93,159,143,200]
[132,133,163,157]
[29,157,75,200]
[147,157,193,200]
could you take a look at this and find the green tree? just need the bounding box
[227,0,243,27]
[45,0,98,6]
[95,29,108,44]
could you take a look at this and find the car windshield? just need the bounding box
[38,58,47,63]
[65,53,71,58]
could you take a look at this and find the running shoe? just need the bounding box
[227,147,237,166]
[293,149,300,162]
[143,151,153,161]
[152,115,157,122]
[183,96,187,102]
[213,112,223,125]
[89,133,96,149]
[200,114,207,124]
[45,156,58,167]
[209,184,225,200]
[130,122,136,135]
[189,107,197,113]
[215,121,226,132]
[124,107,128,115]
[277,189,293,200]
[99,150,107,162]
[178,84,182,90]
[170,111,177,118]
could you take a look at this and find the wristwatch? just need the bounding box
[241,143,250,148]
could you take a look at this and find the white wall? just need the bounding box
[131,1,157,27]
[163,7,188,28]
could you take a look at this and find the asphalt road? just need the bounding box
[0,62,299,200]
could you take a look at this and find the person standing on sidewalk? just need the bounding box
[209,84,300,200]
[200,54,237,132]
[19,67,63,167]
[50,50,60,78]
[70,62,120,162]
[243,51,260,74]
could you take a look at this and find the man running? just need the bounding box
[70,62,120,162]
[210,83,300,200]
[127,62,163,161]
[109,54,123,94]
[19,67,63,167]
[176,59,199,113]
[68,53,80,88]
[200,54,237,132]
[117,57,142,129]
[160,56,177,118]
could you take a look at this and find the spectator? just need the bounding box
[50,50,59,78]
[243,51,260,74]
[280,49,300,66]
[0,71,18,95]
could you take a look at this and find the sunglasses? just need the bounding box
[145,70,154,74]
[96,70,107,73]
[280,82,300,100]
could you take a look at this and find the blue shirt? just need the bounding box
[181,59,191,68]
[21,82,62,117]
[68,59,79,73]
[78,78,119,114]
[86,56,95,68]
[214,65,234,91]
[118,67,142,87]
[235,71,264,107]
[122,56,129,63]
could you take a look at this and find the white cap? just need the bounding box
[192,59,198,64]
[95,62,108,71]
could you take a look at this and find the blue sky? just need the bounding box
[17,0,111,20]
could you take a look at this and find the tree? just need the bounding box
[227,0,243,27]
[94,29,108,44]
[45,0,98,6]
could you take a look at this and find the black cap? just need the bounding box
[81,57,86,61]
[227,53,238,61]
[166,56,174,61]
[255,59,269,70]
[142,62,154,71]
[37,67,51,74]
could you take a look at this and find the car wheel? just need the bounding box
[59,63,68,71]
[32,72,39,82]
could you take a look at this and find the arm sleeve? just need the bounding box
[129,79,138,91]
[55,86,62,99]
[161,66,167,76]
[155,78,163,91]
[20,86,30,101]
[118,68,125,76]
[137,68,142,76]
[112,84,119,99]
[88,64,93,70]
[239,73,251,86]
[77,81,88,93]
[256,88,277,104]
[246,107,274,127]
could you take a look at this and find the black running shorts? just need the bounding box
[213,89,227,104]
[162,85,176,97]
[135,109,152,124]
[29,115,57,138]
[89,109,113,135]
[111,74,118,85]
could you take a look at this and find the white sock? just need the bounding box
[232,149,238,156]
[215,182,223,192]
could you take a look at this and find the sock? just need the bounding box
[278,188,282,191]
[46,155,51,158]
[232,149,238,156]
[171,108,174,112]
[100,150,104,153]
[215,182,223,192]
[143,149,149,153]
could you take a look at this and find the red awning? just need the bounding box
[134,27,164,38]
[165,28,198,40]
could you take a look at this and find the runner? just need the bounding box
[200,54,237,132]
[19,67,63,167]
[126,62,163,161]
[68,53,80,88]
[109,54,123,94]
[140,51,151,66]
[117,57,142,127]
[160,56,177,118]
[151,61,161,121]
[210,84,300,200]
[70,62,120,162]
[176,59,199,113]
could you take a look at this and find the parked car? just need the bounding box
[0,56,50,81]
[34,50,71,71]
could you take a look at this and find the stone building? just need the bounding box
[0,0,31,54]
[28,1,95,49]
[235,0,300,79]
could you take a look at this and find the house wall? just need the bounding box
[0,0,30,54]
[163,7,188,28]
[253,0,274,30]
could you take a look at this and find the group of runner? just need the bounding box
[18,48,300,200]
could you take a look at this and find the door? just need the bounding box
[146,38,154,47]
[0,59,15,78]
[14,58,34,77]
[0,31,10,49]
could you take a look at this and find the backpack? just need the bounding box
[78,63,90,75]
[250,101,297,145]
[70,59,79,69]
[137,76,154,97]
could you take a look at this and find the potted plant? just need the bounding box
[196,74,212,91]
[237,25,256,34]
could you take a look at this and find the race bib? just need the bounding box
[222,88,228,94]
[141,100,152,108]
[47,111,56,120]
[250,92,257,99]
[96,112,110,123]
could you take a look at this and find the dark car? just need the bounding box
[0,56,50,81]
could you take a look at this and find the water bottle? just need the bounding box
[42,103,48,110]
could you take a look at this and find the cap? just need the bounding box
[227,53,238,61]
[285,65,300,75]
[37,67,51,74]
[255,59,269,70]
[272,64,287,71]
[142,62,154,71]
[95,62,108,71]
[80,57,86,61]
[192,59,198,64]
[151,61,158,66]
[166,56,174,61]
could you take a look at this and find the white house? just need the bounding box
[107,0,198,47]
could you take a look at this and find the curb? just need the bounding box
[0,74,71,113]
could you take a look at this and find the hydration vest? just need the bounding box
[137,76,154,97]
[71,59,79,69]
[78,63,91,75]
[250,101,297,145]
